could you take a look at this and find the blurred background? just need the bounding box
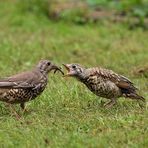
[19,0,148,28]
[0,0,147,75]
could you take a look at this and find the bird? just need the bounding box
[63,63,145,108]
[0,60,64,117]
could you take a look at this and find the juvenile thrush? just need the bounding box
[63,64,145,108]
[0,60,64,114]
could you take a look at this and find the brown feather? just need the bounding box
[88,67,137,92]
[116,81,131,89]
[0,70,41,89]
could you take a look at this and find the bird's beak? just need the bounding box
[51,65,64,75]
[62,64,72,77]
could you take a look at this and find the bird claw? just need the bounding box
[104,103,114,109]
[104,100,116,109]
[22,108,29,113]
[12,113,21,120]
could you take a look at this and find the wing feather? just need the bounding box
[0,70,39,89]
[88,67,137,92]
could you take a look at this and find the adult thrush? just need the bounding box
[0,60,64,114]
[63,63,145,108]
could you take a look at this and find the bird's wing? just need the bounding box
[88,67,137,92]
[0,70,39,89]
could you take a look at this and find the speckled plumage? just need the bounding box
[63,64,145,108]
[0,75,47,104]
[0,60,64,111]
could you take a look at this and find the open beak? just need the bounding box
[51,65,64,75]
[62,64,73,76]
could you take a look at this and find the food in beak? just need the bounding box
[52,65,64,75]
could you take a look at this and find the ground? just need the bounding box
[0,1,147,147]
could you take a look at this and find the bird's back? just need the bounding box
[80,67,142,99]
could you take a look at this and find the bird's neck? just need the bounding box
[35,67,48,77]
[76,69,88,82]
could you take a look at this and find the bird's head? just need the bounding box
[37,60,64,75]
[63,63,85,79]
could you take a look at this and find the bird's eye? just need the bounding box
[47,62,51,66]
[72,65,76,69]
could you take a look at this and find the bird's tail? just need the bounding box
[126,93,145,102]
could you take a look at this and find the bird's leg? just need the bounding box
[20,103,27,113]
[104,98,117,108]
[5,103,21,120]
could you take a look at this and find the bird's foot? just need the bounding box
[22,108,29,114]
[104,99,116,109]
[20,103,29,113]
[4,103,21,120]
[12,112,21,120]
[104,103,114,109]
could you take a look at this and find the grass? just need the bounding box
[0,0,147,147]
